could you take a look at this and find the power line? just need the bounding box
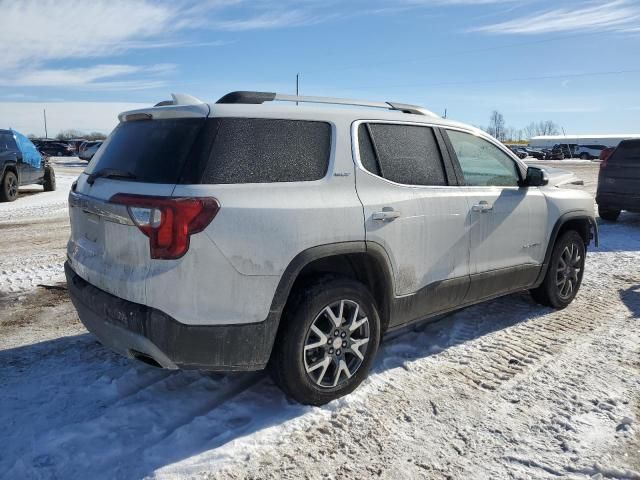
[336,68,640,91]
[301,31,612,76]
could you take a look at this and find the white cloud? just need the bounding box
[0,0,234,89]
[3,64,176,90]
[211,10,320,31]
[0,0,177,70]
[473,0,640,34]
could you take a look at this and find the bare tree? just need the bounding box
[86,132,107,141]
[523,120,560,139]
[538,120,560,136]
[486,110,506,141]
[56,129,85,140]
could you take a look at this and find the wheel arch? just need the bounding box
[534,211,598,287]
[270,242,395,335]
[1,162,19,183]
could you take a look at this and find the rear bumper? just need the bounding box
[65,262,278,371]
[596,192,640,212]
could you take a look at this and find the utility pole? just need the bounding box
[43,109,48,138]
[443,108,447,119]
[296,73,299,105]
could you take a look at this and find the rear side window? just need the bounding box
[357,124,381,176]
[199,118,330,184]
[0,132,18,153]
[609,141,640,165]
[85,118,205,184]
[359,123,447,186]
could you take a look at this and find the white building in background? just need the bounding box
[529,134,640,148]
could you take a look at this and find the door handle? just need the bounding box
[372,208,401,222]
[472,201,493,213]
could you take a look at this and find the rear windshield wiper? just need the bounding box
[86,169,138,185]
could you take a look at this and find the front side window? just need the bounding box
[357,123,447,186]
[446,130,520,187]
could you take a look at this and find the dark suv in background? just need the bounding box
[596,139,640,221]
[0,129,56,202]
[548,143,578,160]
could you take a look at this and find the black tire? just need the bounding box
[0,170,19,202]
[269,277,381,405]
[598,205,620,222]
[580,153,590,160]
[530,230,586,309]
[43,165,56,192]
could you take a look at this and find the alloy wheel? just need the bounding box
[303,299,370,388]
[556,242,582,300]
[8,176,18,199]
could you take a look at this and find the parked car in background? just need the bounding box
[78,141,103,161]
[66,139,87,155]
[524,148,545,160]
[506,145,528,159]
[65,90,597,405]
[575,144,608,160]
[0,129,56,201]
[34,140,74,157]
[596,139,640,221]
[547,143,578,160]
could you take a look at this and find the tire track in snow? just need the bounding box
[206,247,640,480]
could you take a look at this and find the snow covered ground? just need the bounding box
[0,162,638,479]
[0,158,82,294]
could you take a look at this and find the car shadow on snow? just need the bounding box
[0,290,560,479]
[620,284,640,319]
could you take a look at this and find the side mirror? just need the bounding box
[524,166,548,187]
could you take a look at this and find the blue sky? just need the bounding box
[1,0,639,136]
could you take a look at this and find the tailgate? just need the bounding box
[67,111,209,304]
[68,180,175,305]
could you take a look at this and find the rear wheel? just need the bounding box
[269,277,381,405]
[43,165,56,192]
[598,205,620,222]
[531,230,585,309]
[0,171,19,202]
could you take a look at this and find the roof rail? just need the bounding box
[215,91,438,117]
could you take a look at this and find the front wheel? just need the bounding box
[598,205,620,222]
[43,165,56,191]
[269,277,381,405]
[531,231,586,309]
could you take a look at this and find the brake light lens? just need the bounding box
[110,194,220,259]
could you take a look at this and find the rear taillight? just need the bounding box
[600,148,615,168]
[110,194,220,260]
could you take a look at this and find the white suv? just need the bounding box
[66,91,598,405]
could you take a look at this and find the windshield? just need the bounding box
[85,118,205,184]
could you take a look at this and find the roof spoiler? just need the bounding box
[154,93,205,107]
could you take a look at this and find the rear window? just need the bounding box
[88,117,331,185]
[609,141,640,165]
[198,118,331,184]
[85,118,205,184]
